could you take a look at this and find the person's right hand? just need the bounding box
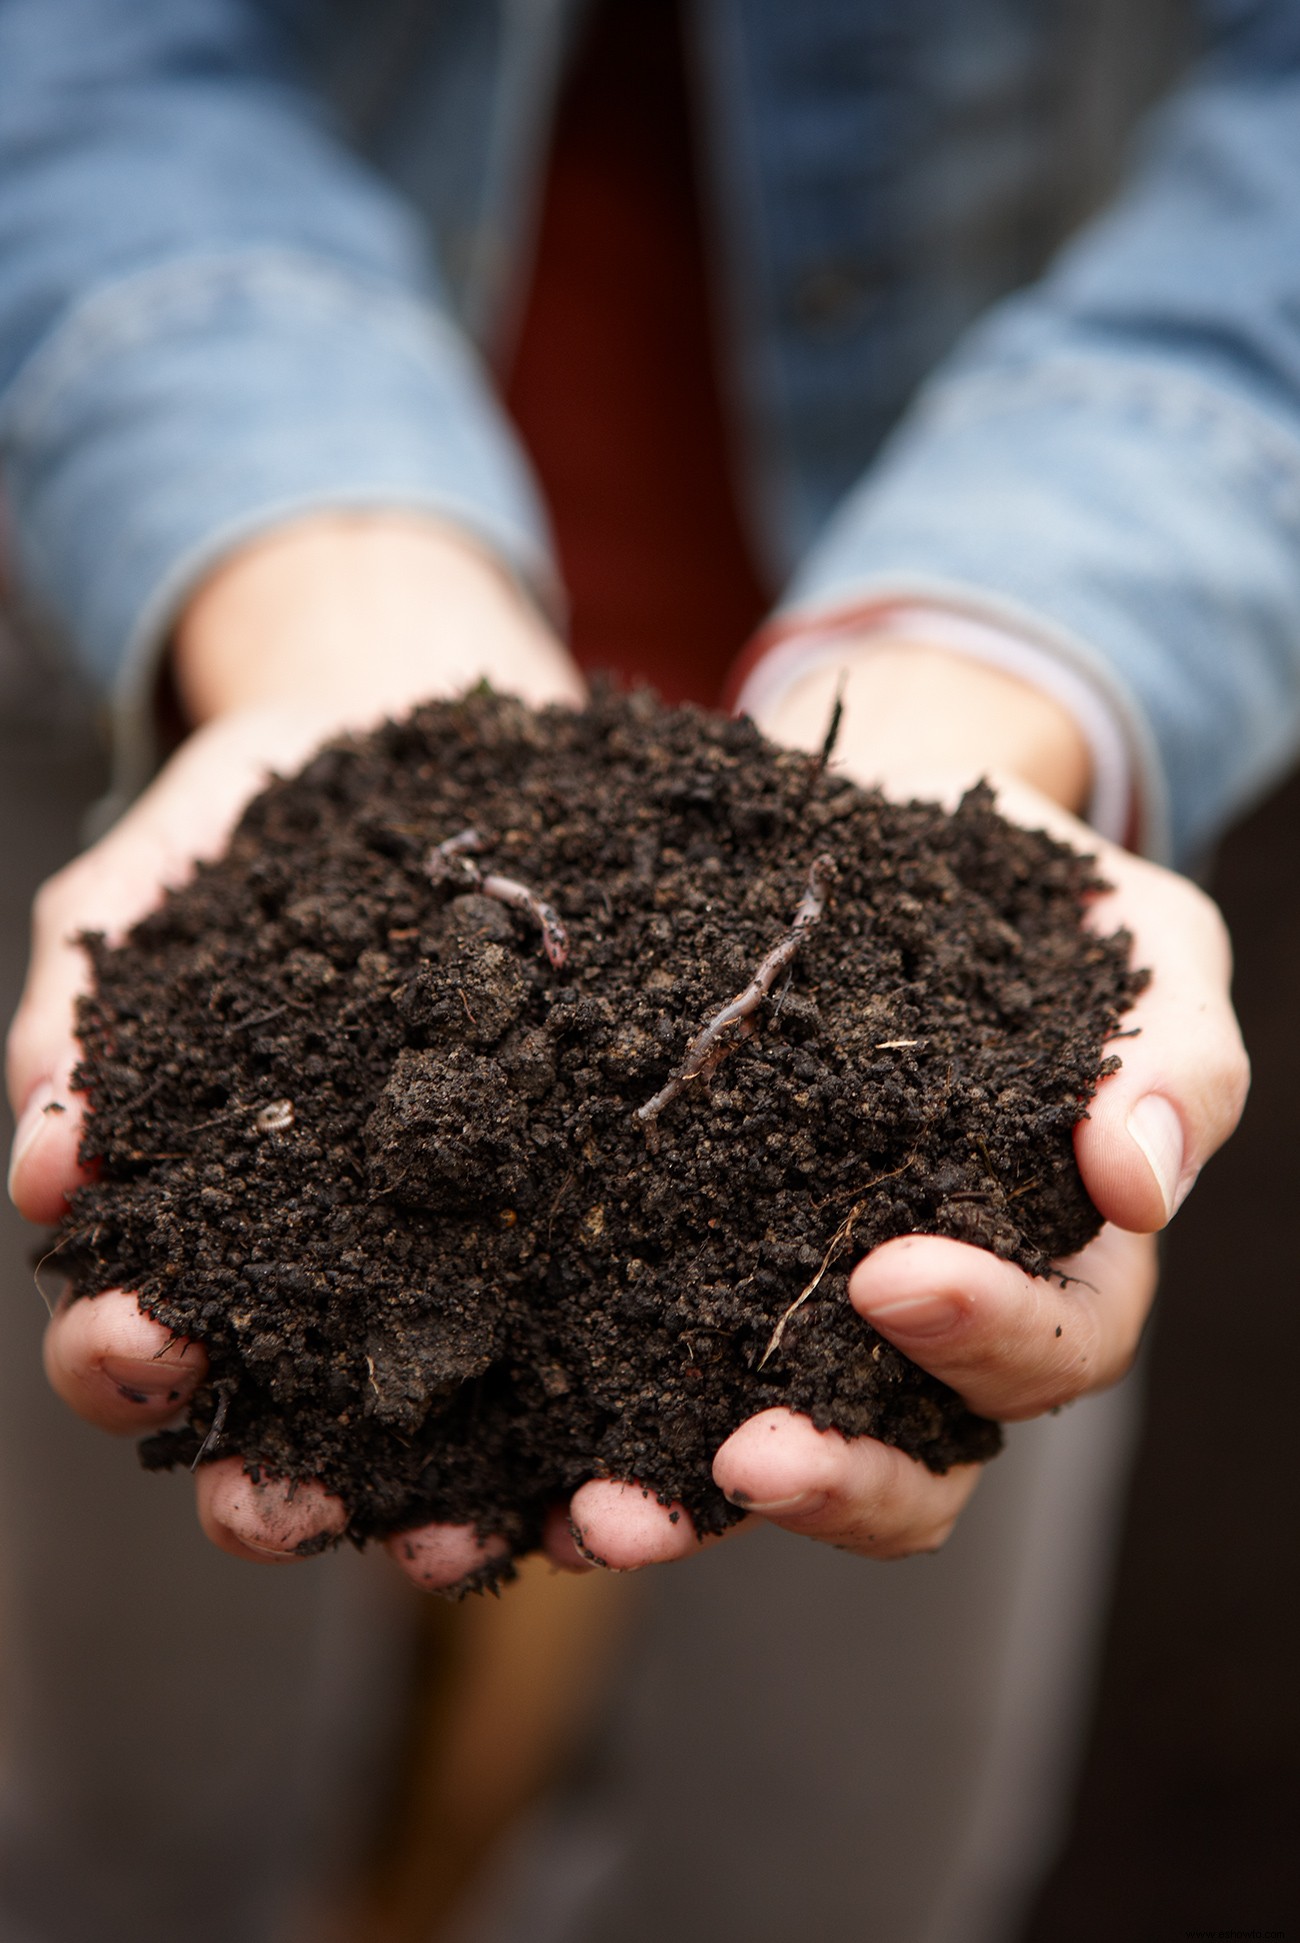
[7,514,596,1593]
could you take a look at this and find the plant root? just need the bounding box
[758,1158,915,1369]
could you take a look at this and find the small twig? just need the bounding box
[190,1385,231,1471]
[759,1210,862,1371]
[637,853,836,1126]
[229,1004,292,1034]
[811,675,846,787]
[427,829,569,968]
[546,1170,576,1245]
[758,1158,915,1369]
[32,1251,66,1317]
[184,1101,263,1138]
[32,1228,99,1305]
[125,1072,167,1116]
[793,674,848,811]
[771,968,795,1021]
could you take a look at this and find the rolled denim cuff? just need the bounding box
[2,251,556,797]
[730,601,1134,845]
[783,356,1300,867]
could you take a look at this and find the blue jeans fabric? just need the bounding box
[1,1,1300,859]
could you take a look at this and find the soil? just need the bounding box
[57,688,1144,1561]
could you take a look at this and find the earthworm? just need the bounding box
[637,852,837,1125]
[427,830,569,969]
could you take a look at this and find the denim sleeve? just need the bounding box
[784,10,1300,865]
[0,0,553,738]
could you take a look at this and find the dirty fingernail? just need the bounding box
[240,1537,303,1562]
[1126,1093,1188,1222]
[725,1489,825,1518]
[101,1356,196,1406]
[567,1521,617,1570]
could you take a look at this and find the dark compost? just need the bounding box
[56,688,1145,1558]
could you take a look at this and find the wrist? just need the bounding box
[171,513,585,729]
[751,637,1093,816]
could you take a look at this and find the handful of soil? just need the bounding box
[58,689,1144,1558]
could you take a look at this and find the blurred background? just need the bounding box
[1023,768,1300,1939]
[1,0,1296,1933]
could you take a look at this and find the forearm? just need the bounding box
[749,636,1093,817]
[171,513,585,727]
[0,1,555,722]
[775,17,1300,866]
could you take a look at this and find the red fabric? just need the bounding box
[504,0,768,708]
[720,600,909,712]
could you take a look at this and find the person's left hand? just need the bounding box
[562,646,1248,1570]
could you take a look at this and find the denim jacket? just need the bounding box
[1,0,1299,863]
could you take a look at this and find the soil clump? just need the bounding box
[57,689,1144,1559]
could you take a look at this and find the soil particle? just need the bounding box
[57,688,1145,1558]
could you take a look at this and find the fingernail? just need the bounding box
[1126,1093,1191,1222]
[8,1081,57,1198]
[240,1538,302,1563]
[567,1520,617,1570]
[862,1291,963,1339]
[724,1489,826,1518]
[100,1356,197,1407]
[431,1555,515,1602]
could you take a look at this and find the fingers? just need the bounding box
[384,1495,618,1592]
[7,705,355,1223]
[713,1408,980,1560]
[541,1500,594,1573]
[43,1288,207,1434]
[44,1289,351,1568]
[395,1480,740,1586]
[8,1076,87,1225]
[45,1288,349,1566]
[567,1478,736,1571]
[384,1521,513,1594]
[850,1227,1157,1421]
[1075,853,1249,1232]
[911,772,1248,1236]
[196,1458,349,1562]
[968,775,1248,1233]
[7,856,112,1222]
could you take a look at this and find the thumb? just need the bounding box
[1076,850,1249,1232]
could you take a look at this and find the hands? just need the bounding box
[8,516,597,1591]
[694,649,1248,1564]
[6,563,1249,1587]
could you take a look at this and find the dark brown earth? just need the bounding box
[56,688,1143,1561]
